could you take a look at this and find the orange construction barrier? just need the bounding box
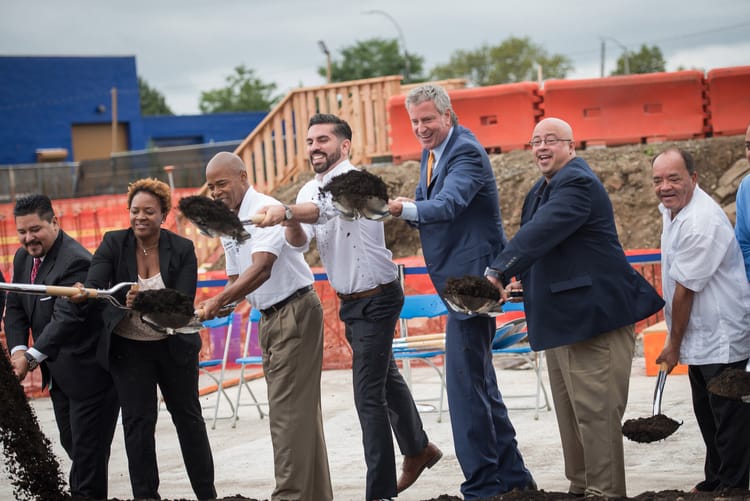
[449,83,542,154]
[541,71,709,147]
[707,65,750,136]
[388,83,542,164]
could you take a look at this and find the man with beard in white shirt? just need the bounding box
[256,114,441,501]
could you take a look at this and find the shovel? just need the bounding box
[0,281,135,309]
[321,170,390,221]
[622,362,682,443]
[441,275,522,317]
[706,358,750,402]
[178,195,264,242]
[139,303,237,335]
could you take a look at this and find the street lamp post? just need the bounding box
[363,9,410,81]
[318,40,332,83]
[600,36,630,76]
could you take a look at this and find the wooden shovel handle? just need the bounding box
[44,285,100,298]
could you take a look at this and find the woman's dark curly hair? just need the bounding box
[127,178,172,216]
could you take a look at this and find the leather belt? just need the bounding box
[260,285,313,316]
[336,279,400,302]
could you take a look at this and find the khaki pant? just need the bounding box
[546,325,635,498]
[259,291,332,501]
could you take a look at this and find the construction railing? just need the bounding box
[232,76,468,193]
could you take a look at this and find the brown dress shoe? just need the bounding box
[397,442,443,493]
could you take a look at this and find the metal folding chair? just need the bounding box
[231,308,266,427]
[199,312,236,429]
[393,294,448,422]
[492,302,551,419]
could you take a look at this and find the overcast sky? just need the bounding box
[2,0,749,115]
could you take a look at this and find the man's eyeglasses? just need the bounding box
[528,138,572,148]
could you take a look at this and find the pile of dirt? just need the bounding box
[270,135,748,267]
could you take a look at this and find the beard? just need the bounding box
[311,149,342,174]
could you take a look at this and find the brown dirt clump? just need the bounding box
[0,348,67,500]
[706,367,750,400]
[178,195,251,242]
[132,288,195,329]
[321,169,389,205]
[622,414,682,443]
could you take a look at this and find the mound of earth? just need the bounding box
[268,135,748,267]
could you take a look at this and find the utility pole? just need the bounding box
[318,40,332,84]
[363,9,410,81]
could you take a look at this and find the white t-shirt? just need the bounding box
[221,186,314,310]
[294,159,398,294]
[660,186,750,365]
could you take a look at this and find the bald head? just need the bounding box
[205,151,250,213]
[530,117,576,180]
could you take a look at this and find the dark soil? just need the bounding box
[132,288,195,329]
[0,348,67,500]
[321,169,389,209]
[706,367,750,400]
[622,414,682,443]
[178,195,251,242]
[444,275,501,301]
[101,488,750,500]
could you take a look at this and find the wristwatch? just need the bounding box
[23,351,39,372]
[282,204,293,221]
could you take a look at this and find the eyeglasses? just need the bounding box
[528,138,572,148]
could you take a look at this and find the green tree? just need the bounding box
[319,38,425,84]
[430,36,573,86]
[138,76,173,116]
[199,65,280,113]
[611,44,666,75]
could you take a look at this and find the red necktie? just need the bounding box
[426,151,435,185]
[30,257,41,284]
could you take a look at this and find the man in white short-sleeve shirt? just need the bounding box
[256,114,441,501]
[199,151,332,501]
[652,147,750,492]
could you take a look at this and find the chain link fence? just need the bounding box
[0,140,241,203]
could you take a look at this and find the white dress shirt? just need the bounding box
[660,186,750,365]
[294,159,398,294]
[222,186,314,310]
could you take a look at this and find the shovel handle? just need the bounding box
[38,285,100,298]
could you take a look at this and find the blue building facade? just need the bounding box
[0,56,266,165]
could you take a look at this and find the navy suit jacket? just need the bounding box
[85,228,199,368]
[4,231,112,399]
[490,157,664,351]
[414,125,507,296]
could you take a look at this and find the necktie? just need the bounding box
[426,151,435,185]
[30,257,41,284]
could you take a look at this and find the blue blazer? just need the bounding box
[490,157,664,351]
[414,125,507,295]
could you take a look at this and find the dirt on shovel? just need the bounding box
[132,288,195,329]
[178,195,251,242]
[320,170,389,210]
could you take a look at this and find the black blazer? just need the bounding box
[4,231,112,399]
[86,228,199,368]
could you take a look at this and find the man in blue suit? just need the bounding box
[389,84,534,500]
[485,117,664,498]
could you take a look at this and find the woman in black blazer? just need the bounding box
[86,178,216,501]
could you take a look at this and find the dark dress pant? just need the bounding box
[339,282,428,500]
[689,359,750,490]
[110,335,216,500]
[445,312,532,500]
[49,378,119,499]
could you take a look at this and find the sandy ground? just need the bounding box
[1,355,706,501]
